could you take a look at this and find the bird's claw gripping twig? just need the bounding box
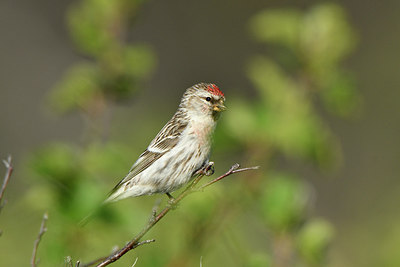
[204,161,215,176]
[196,161,215,176]
[165,193,178,208]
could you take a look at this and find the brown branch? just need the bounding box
[31,212,48,267]
[82,163,258,267]
[0,155,13,237]
[199,164,259,189]
[0,155,13,212]
[82,240,155,267]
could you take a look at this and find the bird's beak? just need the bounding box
[213,103,227,112]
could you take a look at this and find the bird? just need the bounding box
[105,82,226,203]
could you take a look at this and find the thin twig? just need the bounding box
[31,212,48,267]
[65,256,81,267]
[65,256,73,267]
[150,198,161,223]
[81,256,108,267]
[199,165,259,189]
[82,163,258,267]
[0,155,13,212]
[82,240,155,267]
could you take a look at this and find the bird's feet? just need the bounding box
[166,192,175,201]
[166,192,177,207]
[196,161,215,176]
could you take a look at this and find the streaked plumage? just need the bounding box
[106,83,226,202]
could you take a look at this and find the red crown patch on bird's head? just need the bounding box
[206,84,224,97]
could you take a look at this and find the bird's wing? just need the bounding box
[108,117,188,195]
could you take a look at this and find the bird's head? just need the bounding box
[182,83,226,120]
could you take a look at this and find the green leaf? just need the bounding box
[123,45,156,79]
[321,71,361,117]
[249,9,301,50]
[260,173,309,231]
[246,56,336,163]
[82,141,132,179]
[31,143,81,184]
[223,98,259,142]
[30,143,83,210]
[49,63,99,113]
[300,3,357,70]
[296,218,334,265]
[67,0,119,56]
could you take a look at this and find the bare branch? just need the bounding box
[149,198,161,223]
[0,155,13,212]
[31,212,48,267]
[82,240,155,267]
[199,165,259,189]
[82,163,258,267]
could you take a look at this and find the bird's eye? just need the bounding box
[206,97,211,102]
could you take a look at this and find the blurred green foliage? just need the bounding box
[297,218,334,265]
[249,3,360,118]
[17,1,359,267]
[217,2,359,266]
[51,0,155,114]
[260,173,309,231]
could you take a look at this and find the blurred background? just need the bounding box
[1,0,400,266]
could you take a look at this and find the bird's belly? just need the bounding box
[138,138,210,194]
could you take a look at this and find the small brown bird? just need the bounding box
[105,83,226,202]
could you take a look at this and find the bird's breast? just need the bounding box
[189,118,216,146]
